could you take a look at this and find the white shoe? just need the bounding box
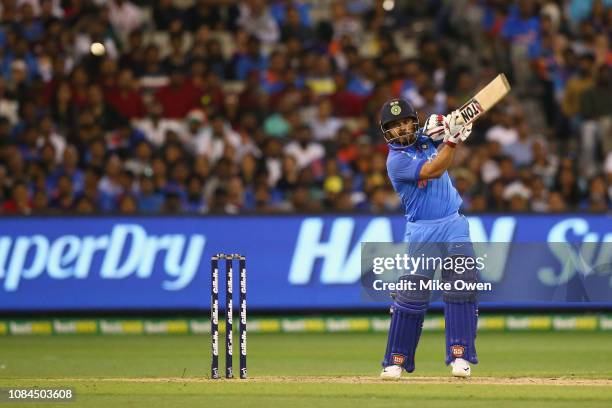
[380,365,402,380]
[451,358,471,377]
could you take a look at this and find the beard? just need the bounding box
[388,127,417,146]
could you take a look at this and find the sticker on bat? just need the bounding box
[459,99,483,123]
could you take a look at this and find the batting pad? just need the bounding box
[444,301,479,365]
[382,301,427,373]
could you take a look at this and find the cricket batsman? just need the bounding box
[378,99,478,379]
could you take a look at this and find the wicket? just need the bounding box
[211,253,247,379]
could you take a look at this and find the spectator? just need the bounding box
[50,82,76,131]
[39,142,58,178]
[305,54,336,96]
[503,120,534,167]
[32,189,50,213]
[330,2,363,42]
[134,102,182,147]
[183,0,223,31]
[49,174,75,210]
[284,124,325,169]
[19,3,44,44]
[555,165,582,209]
[37,116,66,163]
[0,78,18,125]
[98,155,124,210]
[118,193,138,213]
[310,99,343,142]
[486,110,519,147]
[140,44,167,89]
[579,65,612,176]
[263,96,295,138]
[0,0,607,216]
[74,196,96,214]
[501,0,541,93]
[232,35,267,81]
[51,146,84,192]
[106,120,143,157]
[153,0,183,31]
[205,38,228,79]
[108,0,144,39]
[163,33,187,73]
[124,140,154,176]
[530,177,549,212]
[562,54,596,120]
[192,114,241,164]
[226,175,245,212]
[280,5,314,45]
[105,68,145,119]
[74,167,100,208]
[548,192,568,212]
[136,174,164,213]
[181,109,204,146]
[155,67,200,118]
[183,174,207,213]
[208,186,231,214]
[276,155,299,193]
[86,84,122,130]
[2,181,31,214]
[585,175,609,212]
[119,29,146,74]
[237,0,280,45]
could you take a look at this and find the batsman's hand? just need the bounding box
[443,111,472,146]
[459,122,473,142]
[423,114,447,141]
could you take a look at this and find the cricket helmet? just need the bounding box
[379,99,419,146]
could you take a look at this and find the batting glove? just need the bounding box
[443,110,468,147]
[459,122,473,142]
[423,114,447,141]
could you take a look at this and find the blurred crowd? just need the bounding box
[0,0,610,215]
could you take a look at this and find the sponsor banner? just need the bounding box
[8,321,52,335]
[423,317,445,330]
[248,319,281,333]
[143,320,189,334]
[0,315,610,335]
[53,319,97,334]
[478,316,505,330]
[599,316,612,330]
[0,215,610,311]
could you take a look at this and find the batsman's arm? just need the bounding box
[418,144,456,180]
[418,110,474,179]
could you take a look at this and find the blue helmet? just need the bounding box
[379,99,419,146]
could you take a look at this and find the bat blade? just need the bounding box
[458,74,511,125]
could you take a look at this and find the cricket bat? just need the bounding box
[457,73,511,125]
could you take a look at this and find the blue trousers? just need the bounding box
[404,212,475,266]
[382,212,479,370]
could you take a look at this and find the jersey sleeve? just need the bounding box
[387,152,427,182]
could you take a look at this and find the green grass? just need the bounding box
[1,331,611,407]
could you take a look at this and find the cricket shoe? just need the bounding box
[380,365,402,380]
[451,358,471,377]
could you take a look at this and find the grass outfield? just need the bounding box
[1,331,611,407]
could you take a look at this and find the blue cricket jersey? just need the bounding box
[386,132,462,221]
